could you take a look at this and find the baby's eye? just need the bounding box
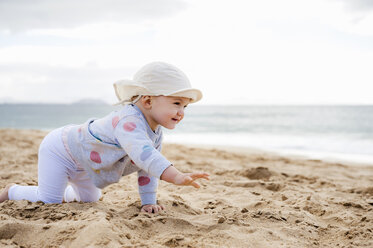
[174,102,181,105]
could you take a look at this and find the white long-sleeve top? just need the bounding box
[62,104,171,205]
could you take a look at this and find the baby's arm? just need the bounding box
[160,165,210,188]
[137,170,164,213]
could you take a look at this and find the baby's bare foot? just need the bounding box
[0,184,15,203]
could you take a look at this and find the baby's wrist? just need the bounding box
[160,164,183,184]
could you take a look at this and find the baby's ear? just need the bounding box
[141,95,153,109]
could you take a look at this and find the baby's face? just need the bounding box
[148,96,190,130]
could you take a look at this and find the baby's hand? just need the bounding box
[141,204,165,213]
[161,165,210,188]
[174,172,210,188]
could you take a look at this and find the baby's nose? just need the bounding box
[177,108,184,116]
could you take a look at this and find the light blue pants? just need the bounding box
[8,127,101,204]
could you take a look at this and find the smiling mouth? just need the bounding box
[172,118,179,122]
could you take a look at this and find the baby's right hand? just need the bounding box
[161,165,210,188]
[173,172,210,188]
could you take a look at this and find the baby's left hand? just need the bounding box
[141,204,165,213]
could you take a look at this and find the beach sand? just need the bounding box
[0,129,372,248]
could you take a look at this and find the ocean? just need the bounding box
[1,104,373,165]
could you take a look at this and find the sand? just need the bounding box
[0,129,372,248]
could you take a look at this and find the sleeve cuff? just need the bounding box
[149,156,172,178]
[140,192,157,205]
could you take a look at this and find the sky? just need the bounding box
[0,0,373,105]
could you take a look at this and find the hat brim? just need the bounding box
[113,84,202,105]
[166,88,203,103]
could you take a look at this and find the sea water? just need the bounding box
[1,104,372,164]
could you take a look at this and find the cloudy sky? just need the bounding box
[0,0,373,105]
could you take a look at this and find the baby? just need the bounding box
[0,62,209,213]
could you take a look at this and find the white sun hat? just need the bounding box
[113,61,202,105]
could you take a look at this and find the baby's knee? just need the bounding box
[38,193,64,204]
[63,185,101,203]
[79,188,102,203]
[88,190,102,202]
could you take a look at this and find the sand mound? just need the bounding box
[239,167,274,180]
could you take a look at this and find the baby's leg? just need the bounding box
[8,128,70,203]
[68,170,101,202]
[8,144,70,203]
